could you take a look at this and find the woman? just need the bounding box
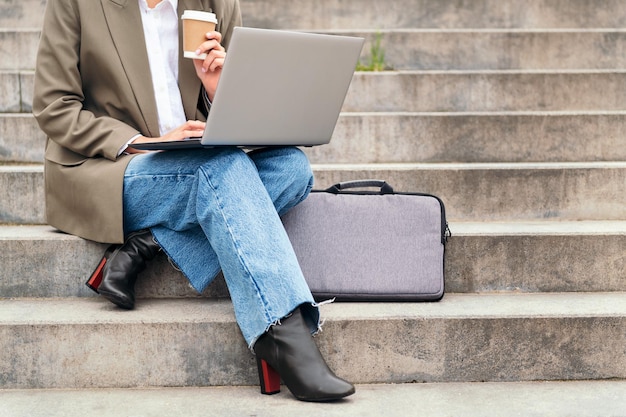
[33,0,354,402]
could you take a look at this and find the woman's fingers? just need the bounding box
[178,121,206,138]
[164,121,206,141]
[195,31,225,73]
[199,48,226,73]
[126,121,206,153]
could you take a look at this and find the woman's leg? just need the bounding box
[246,147,314,216]
[191,147,317,346]
[123,147,317,346]
[123,146,354,401]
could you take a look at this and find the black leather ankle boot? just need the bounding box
[86,229,160,309]
[253,307,355,402]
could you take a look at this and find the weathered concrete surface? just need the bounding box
[1,223,625,298]
[344,71,626,112]
[8,71,626,113]
[1,294,625,389]
[5,0,626,29]
[8,29,626,71]
[7,112,626,164]
[2,381,626,417]
[3,163,626,224]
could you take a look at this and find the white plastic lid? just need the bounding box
[181,10,217,23]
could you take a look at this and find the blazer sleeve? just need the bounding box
[32,0,141,162]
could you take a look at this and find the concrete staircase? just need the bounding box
[1,0,626,415]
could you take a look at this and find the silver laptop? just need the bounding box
[133,27,364,150]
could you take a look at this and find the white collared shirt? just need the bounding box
[138,0,186,136]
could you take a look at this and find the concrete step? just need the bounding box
[7,28,626,71]
[0,164,41,224]
[1,293,625,389]
[3,162,625,224]
[2,381,626,417]
[0,114,44,163]
[6,111,626,164]
[312,162,626,222]
[7,70,626,114]
[0,225,227,299]
[0,0,47,29]
[0,71,30,113]
[344,70,626,112]
[0,29,38,71]
[348,29,626,71]
[240,0,626,30]
[4,0,626,30]
[309,111,626,164]
[2,222,624,298]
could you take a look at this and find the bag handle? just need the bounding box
[324,179,395,194]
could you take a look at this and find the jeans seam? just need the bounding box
[198,164,276,328]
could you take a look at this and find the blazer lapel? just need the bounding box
[178,0,205,118]
[101,0,160,136]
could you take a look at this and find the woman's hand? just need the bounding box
[127,120,206,153]
[192,31,226,101]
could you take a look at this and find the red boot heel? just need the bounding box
[257,357,281,395]
[85,245,117,293]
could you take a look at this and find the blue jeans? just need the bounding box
[122,146,318,347]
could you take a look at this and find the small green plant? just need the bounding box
[356,32,390,71]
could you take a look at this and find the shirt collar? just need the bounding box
[139,0,178,11]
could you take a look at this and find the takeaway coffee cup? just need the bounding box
[182,10,218,59]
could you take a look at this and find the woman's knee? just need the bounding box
[198,147,254,177]
[276,148,314,210]
[248,147,314,210]
[250,146,311,179]
[272,147,313,185]
[286,147,314,183]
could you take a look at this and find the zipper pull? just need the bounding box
[443,223,451,245]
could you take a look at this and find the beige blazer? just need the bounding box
[33,0,242,243]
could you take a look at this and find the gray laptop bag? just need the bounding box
[281,180,450,301]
